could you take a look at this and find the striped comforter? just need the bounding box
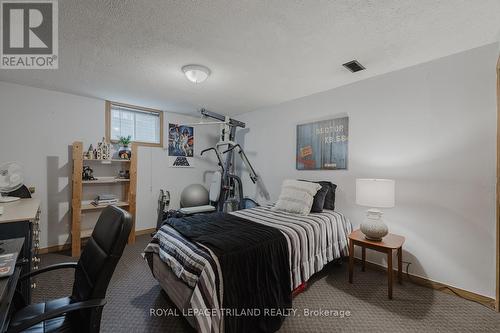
[232,205,352,289]
[144,205,352,333]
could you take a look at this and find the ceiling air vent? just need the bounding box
[342,60,365,73]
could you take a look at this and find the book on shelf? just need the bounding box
[91,198,119,206]
[97,194,117,201]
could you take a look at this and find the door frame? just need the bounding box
[496,54,500,311]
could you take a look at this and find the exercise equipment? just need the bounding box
[179,171,221,215]
[156,190,170,231]
[180,184,210,208]
[187,109,260,212]
[242,197,259,209]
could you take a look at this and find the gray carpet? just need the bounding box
[33,235,500,332]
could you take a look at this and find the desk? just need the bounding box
[0,238,24,333]
[0,199,41,224]
[0,199,41,305]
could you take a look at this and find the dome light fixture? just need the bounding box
[182,64,211,83]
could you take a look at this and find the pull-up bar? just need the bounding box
[200,108,246,129]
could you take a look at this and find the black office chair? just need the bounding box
[7,206,132,333]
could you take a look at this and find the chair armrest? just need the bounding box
[19,262,78,281]
[7,298,106,333]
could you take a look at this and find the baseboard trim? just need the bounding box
[38,244,70,254]
[353,258,496,310]
[135,227,156,236]
[38,228,156,254]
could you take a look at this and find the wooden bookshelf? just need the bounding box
[71,141,137,257]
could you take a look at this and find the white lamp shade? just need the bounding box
[356,179,395,208]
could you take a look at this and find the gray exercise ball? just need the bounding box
[180,184,209,208]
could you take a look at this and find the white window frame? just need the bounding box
[106,101,164,147]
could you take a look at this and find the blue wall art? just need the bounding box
[296,116,348,170]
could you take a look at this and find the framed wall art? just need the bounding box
[168,123,194,167]
[296,116,348,170]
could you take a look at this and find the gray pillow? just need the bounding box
[310,185,329,213]
[300,180,337,211]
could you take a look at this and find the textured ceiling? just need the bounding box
[1,0,499,115]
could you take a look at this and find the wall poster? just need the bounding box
[296,116,348,170]
[168,123,194,167]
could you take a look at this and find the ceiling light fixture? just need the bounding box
[182,64,211,83]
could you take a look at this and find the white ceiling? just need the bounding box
[1,0,499,116]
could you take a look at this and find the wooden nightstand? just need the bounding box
[348,229,405,299]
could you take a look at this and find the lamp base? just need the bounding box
[360,209,388,242]
[363,235,384,241]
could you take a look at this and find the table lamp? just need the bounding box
[356,179,395,241]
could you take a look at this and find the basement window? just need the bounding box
[106,101,163,147]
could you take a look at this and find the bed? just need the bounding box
[144,204,352,333]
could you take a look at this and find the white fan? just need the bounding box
[0,162,24,203]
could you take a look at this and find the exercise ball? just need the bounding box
[180,184,209,208]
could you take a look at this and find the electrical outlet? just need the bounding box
[29,186,36,194]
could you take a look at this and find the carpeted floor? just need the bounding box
[33,235,500,332]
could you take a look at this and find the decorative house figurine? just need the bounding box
[96,137,111,160]
[86,144,94,159]
[96,143,102,160]
[102,138,111,160]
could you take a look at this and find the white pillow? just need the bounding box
[272,180,322,215]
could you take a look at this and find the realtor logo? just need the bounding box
[1,0,58,69]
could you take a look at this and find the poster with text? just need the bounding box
[168,123,194,168]
[296,116,348,170]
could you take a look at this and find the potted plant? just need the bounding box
[118,135,132,159]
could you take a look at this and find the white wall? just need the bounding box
[237,43,499,298]
[0,82,218,248]
[135,115,220,232]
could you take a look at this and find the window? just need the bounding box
[106,101,163,147]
